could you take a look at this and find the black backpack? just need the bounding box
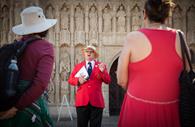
[0,37,38,111]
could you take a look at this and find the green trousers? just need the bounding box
[0,80,54,127]
[0,96,54,127]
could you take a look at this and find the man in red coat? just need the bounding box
[68,45,111,127]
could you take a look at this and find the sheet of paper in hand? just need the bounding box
[74,66,89,79]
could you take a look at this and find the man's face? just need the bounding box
[84,48,95,61]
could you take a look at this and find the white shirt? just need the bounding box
[86,60,95,70]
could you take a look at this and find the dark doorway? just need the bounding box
[109,58,125,116]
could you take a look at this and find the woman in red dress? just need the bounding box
[117,0,187,127]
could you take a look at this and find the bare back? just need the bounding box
[128,28,182,63]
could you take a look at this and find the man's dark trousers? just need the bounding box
[76,103,103,127]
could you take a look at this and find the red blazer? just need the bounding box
[68,60,111,108]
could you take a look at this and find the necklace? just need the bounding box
[147,23,167,29]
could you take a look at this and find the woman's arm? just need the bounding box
[117,34,131,90]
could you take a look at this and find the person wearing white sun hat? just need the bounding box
[0,6,57,127]
[12,6,57,35]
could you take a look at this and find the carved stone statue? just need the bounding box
[60,6,70,45]
[103,7,112,32]
[89,31,98,45]
[49,63,55,89]
[131,6,141,31]
[116,6,126,32]
[47,62,56,103]
[75,6,84,31]
[75,31,85,45]
[46,6,55,19]
[187,7,195,44]
[60,7,69,31]
[46,6,55,43]
[14,3,21,25]
[74,6,85,44]
[173,7,182,29]
[1,6,9,45]
[59,49,71,81]
[75,47,84,64]
[89,6,98,32]
[60,30,70,45]
[60,64,70,81]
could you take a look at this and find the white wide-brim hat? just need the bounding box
[12,6,57,35]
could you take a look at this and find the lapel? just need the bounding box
[79,61,87,70]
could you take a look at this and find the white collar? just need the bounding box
[86,60,95,69]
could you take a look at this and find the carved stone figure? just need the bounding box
[46,6,54,19]
[49,63,55,89]
[131,6,141,31]
[89,6,98,32]
[75,47,84,64]
[59,49,71,81]
[1,6,9,45]
[60,30,70,45]
[89,30,98,45]
[14,3,21,25]
[173,7,182,29]
[116,6,126,32]
[103,7,112,32]
[75,6,84,31]
[187,7,195,44]
[60,6,70,44]
[60,64,70,81]
[60,6,69,31]
[46,6,55,43]
[89,38,98,46]
[47,62,56,103]
[75,31,85,45]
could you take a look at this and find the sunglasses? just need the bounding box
[85,50,94,53]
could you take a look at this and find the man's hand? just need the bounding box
[0,107,18,120]
[98,63,106,72]
[78,76,87,85]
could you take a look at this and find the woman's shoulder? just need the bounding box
[126,30,147,44]
[127,29,149,37]
[32,39,54,48]
[127,30,142,37]
[28,39,54,56]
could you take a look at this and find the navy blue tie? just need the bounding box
[87,62,92,77]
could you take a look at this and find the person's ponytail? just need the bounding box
[144,0,175,23]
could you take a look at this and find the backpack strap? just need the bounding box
[15,37,41,58]
[178,30,193,72]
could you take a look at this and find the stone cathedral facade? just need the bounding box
[0,0,195,116]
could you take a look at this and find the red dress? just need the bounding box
[118,29,183,127]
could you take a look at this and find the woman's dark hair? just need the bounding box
[28,30,48,38]
[30,30,49,38]
[144,0,175,23]
[23,30,49,40]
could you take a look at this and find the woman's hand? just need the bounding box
[0,107,18,120]
[0,111,6,117]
